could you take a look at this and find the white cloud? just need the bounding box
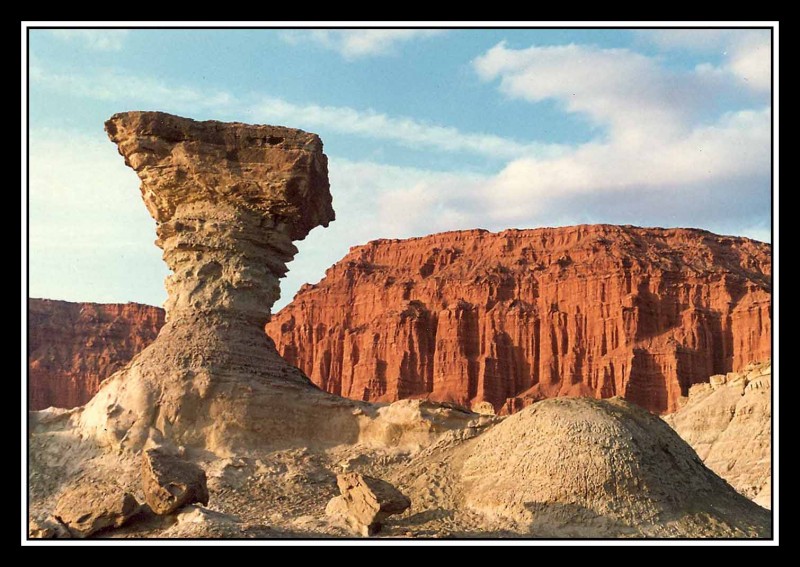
[641,29,771,92]
[470,42,769,205]
[49,29,130,51]
[250,97,563,160]
[474,42,707,145]
[30,64,557,161]
[281,29,444,59]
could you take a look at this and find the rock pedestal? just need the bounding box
[78,111,361,453]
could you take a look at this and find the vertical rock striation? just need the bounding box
[267,227,771,414]
[28,299,165,410]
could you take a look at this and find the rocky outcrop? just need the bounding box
[72,110,377,453]
[53,481,140,537]
[142,449,209,515]
[664,361,771,508]
[28,299,164,410]
[327,473,411,535]
[267,227,771,414]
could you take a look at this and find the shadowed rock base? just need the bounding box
[665,361,772,508]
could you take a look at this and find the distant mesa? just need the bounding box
[30,224,771,417]
[268,225,771,415]
[28,299,164,411]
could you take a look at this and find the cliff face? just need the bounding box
[664,361,771,508]
[28,299,164,410]
[267,226,771,414]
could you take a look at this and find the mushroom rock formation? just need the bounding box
[78,111,364,453]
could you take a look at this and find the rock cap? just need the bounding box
[105,110,334,240]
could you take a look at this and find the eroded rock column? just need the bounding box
[79,111,361,453]
[106,110,333,324]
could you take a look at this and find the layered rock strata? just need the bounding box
[664,361,771,508]
[28,299,164,410]
[76,111,374,453]
[28,112,771,539]
[267,227,771,414]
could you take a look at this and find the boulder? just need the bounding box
[53,481,140,537]
[329,472,410,535]
[142,448,209,515]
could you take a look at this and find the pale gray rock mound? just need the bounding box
[391,397,771,537]
[664,361,772,508]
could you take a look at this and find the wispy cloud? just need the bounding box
[280,29,445,59]
[640,29,771,92]
[29,63,235,111]
[49,29,130,52]
[250,98,563,160]
[29,63,556,160]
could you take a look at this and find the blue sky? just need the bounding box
[27,27,772,311]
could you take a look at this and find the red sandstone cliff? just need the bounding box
[266,225,771,414]
[28,299,165,410]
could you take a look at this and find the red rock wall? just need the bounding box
[266,225,771,414]
[28,299,165,410]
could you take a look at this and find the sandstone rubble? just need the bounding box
[53,481,140,537]
[327,473,411,535]
[142,448,210,515]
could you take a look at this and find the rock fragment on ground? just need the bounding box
[328,472,411,535]
[142,448,209,515]
[52,481,140,537]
